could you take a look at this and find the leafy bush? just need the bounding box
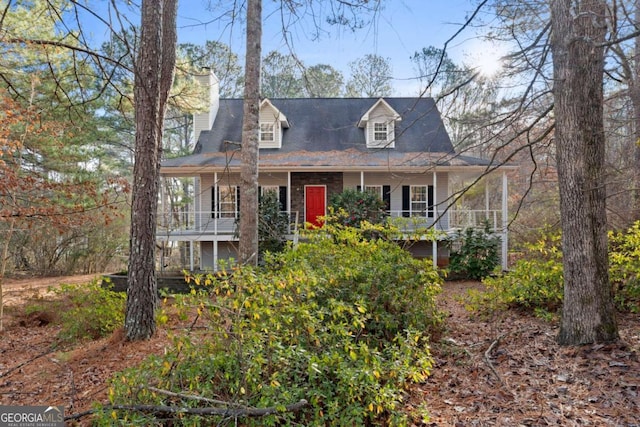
[471,258,564,317]
[448,224,501,280]
[464,233,564,319]
[99,223,443,426]
[24,280,125,343]
[328,188,387,227]
[609,222,640,312]
[258,190,290,261]
[466,223,640,318]
[56,281,126,342]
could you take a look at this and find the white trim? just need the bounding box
[287,172,291,212]
[357,98,401,127]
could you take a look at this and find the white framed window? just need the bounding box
[410,185,434,218]
[374,122,388,141]
[410,186,427,217]
[365,185,383,199]
[218,186,237,218]
[367,120,394,148]
[260,122,275,143]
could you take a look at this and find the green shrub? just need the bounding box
[448,224,501,280]
[98,223,443,426]
[466,223,640,318]
[464,233,564,319]
[258,190,290,261]
[328,188,387,228]
[55,280,125,343]
[23,280,125,343]
[609,222,640,312]
[471,258,564,317]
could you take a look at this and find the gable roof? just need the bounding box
[161,97,497,172]
[260,98,289,128]
[357,97,401,128]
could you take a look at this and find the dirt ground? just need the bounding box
[0,276,638,426]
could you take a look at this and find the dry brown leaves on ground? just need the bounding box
[413,281,640,426]
[0,276,638,426]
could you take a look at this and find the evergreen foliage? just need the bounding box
[258,190,290,261]
[466,224,640,318]
[328,188,387,228]
[99,222,443,426]
[448,224,501,280]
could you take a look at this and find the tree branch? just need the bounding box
[65,398,309,422]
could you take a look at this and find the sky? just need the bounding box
[174,0,506,96]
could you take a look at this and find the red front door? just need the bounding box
[305,186,326,228]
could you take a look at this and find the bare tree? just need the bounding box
[345,54,393,97]
[550,0,618,345]
[125,0,178,340]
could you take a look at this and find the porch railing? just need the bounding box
[157,210,299,237]
[157,209,503,238]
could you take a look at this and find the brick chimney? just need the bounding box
[193,69,220,142]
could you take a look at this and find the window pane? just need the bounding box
[374,122,387,141]
[260,123,274,142]
[411,186,427,217]
[365,185,383,199]
[219,187,237,218]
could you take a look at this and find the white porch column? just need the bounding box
[360,171,365,190]
[501,171,509,270]
[190,240,194,271]
[432,170,438,269]
[485,178,490,216]
[287,171,292,212]
[213,172,218,271]
[214,241,218,271]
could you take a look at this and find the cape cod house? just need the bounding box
[158,72,512,271]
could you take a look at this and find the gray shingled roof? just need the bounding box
[162,97,494,171]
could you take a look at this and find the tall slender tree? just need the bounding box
[550,0,618,344]
[125,0,178,340]
[238,0,262,266]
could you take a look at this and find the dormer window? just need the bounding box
[358,98,401,149]
[259,99,289,149]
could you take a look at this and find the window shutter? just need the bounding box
[383,185,391,211]
[279,186,287,211]
[402,186,410,217]
[428,185,434,218]
[236,186,241,218]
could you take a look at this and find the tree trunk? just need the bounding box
[125,0,178,341]
[550,0,618,345]
[239,0,262,266]
[633,0,640,220]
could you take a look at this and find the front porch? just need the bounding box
[156,208,507,272]
[157,169,510,271]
